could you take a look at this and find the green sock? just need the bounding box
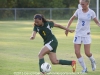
[59,60,72,65]
[39,58,45,72]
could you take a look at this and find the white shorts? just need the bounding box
[73,36,91,44]
[45,40,53,51]
[45,42,53,51]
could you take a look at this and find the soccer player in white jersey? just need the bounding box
[65,0,100,73]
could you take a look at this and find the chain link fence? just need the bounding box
[0,8,99,21]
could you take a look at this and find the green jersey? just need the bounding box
[33,21,57,44]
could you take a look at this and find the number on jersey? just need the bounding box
[43,31,46,36]
[82,21,85,26]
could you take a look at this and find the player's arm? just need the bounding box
[30,31,37,40]
[54,23,74,33]
[93,18,100,27]
[66,15,76,28]
[65,15,76,36]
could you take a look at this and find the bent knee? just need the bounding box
[38,53,44,58]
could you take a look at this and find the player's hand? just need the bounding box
[30,36,35,40]
[65,30,69,36]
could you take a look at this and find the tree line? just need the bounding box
[0,0,98,8]
[0,0,79,8]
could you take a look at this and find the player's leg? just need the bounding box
[74,44,81,58]
[74,44,87,73]
[48,52,76,72]
[84,44,92,57]
[84,44,96,71]
[38,46,50,74]
[39,39,56,74]
[48,52,72,65]
[73,36,87,72]
[83,36,96,71]
[49,39,74,65]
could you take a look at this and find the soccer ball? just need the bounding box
[41,62,51,73]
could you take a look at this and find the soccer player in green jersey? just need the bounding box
[30,14,76,74]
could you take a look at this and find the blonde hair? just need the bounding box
[81,0,90,4]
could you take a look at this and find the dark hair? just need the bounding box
[34,14,47,23]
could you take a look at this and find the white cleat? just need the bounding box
[82,68,88,73]
[91,60,96,71]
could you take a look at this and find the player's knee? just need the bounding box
[75,51,81,58]
[75,50,80,55]
[38,53,43,58]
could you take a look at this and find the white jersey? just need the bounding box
[74,8,96,37]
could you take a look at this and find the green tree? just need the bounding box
[0,0,66,8]
[63,0,78,8]
[0,0,16,8]
[50,0,65,8]
[0,0,99,8]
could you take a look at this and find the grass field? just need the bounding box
[0,20,100,75]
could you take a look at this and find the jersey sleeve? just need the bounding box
[73,9,79,17]
[33,26,37,32]
[48,21,54,28]
[91,10,96,19]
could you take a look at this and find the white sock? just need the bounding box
[89,55,95,62]
[78,57,87,70]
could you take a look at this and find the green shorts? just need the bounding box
[45,37,58,53]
